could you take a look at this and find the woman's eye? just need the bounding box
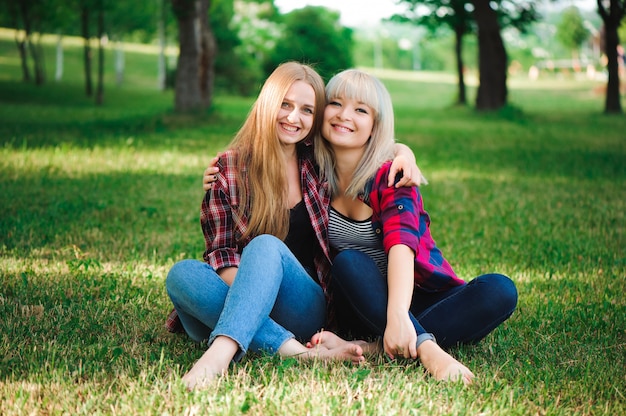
[329,101,341,107]
[356,108,369,114]
[303,107,314,114]
[281,102,291,109]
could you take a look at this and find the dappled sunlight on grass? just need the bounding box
[427,168,517,183]
[365,67,477,86]
[1,37,625,414]
[0,27,179,55]
[508,76,603,90]
[0,254,173,281]
[2,146,207,176]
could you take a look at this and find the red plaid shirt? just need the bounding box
[166,141,333,333]
[362,161,466,291]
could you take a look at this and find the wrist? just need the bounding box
[387,305,410,318]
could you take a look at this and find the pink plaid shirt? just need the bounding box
[362,161,466,291]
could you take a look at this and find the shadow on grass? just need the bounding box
[0,169,206,261]
[446,144,625,181]
[0,80,242,151]
[0,265,199,382]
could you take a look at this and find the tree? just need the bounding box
[0,0,55,85]
[105,1,167,87]
[215,0,281,94]
[556,6,590,69]
[79,0,94,96]
[265,6,353,82]
[171,0,217,112]
[0,0,32,82]
[395,0,538,110]
[465,1,505,110]
[395,0,473,105]
[95,0,104,104]
[597,0,625,114]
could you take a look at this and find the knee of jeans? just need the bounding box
[485,273,518,313]
[245,234,282,253]
[166,259,197,293]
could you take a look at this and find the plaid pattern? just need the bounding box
[362,161,466,292]
[165,142,333,333]
[165,308,185,333]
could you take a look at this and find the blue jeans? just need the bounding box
[166,235,326,360]
[331,249,518,349]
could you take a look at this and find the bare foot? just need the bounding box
[305,341,365,364]
[309,330,380,355]
[417,341,474,385]
[279,337,365,365]
[182,336,239,390]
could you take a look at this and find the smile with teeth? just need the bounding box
[333,124,353,133]
[281,123,299,132]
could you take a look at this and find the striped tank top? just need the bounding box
[328,206,388,276]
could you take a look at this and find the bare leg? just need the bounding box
[183,334,366,390]
[182,336,239,390]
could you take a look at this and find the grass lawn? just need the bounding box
[1,34,625,415]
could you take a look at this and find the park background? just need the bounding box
[1,0,625,414]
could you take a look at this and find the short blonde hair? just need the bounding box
[315,69,396,198]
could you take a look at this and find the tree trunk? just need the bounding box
[603,25,621,113]
[598,0,624,114]
[55,33,63,81]
[95,2,104,105]
[454,26,467,106]
[198,0,216,108]
[471,0,508,110]
[8,1,31,83]
[158,0,167,91]
[171,0,216,112]
[33,33,46,85]
[115,42,125,86]
[14,31,31,82]
[19,0,45,85]
[81,6,93,97]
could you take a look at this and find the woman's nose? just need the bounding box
[287,108,298,123]
[338,107,351,120]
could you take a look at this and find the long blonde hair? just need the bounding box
[315,69,396,198]
[229,62,326,240]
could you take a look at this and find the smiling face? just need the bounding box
[276,80,316,147]
[322,96,375,152]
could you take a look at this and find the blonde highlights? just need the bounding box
[229,62,326,240]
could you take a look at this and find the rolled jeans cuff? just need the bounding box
[416,332,436,350]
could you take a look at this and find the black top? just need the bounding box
[285,199,316,273]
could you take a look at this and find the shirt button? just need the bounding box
[375,228,382,234]
[397,205,404,210]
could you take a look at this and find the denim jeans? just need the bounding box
[331,249,518,349]
[166,234,326,360]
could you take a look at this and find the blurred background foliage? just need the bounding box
[0,0,624,105]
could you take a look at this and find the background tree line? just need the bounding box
[1,0,624,113]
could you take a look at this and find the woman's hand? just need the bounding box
[203,153,221,192]
[383,310,418,360]
[388,154,428,188]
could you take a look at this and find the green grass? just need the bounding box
[1,34,625,415]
